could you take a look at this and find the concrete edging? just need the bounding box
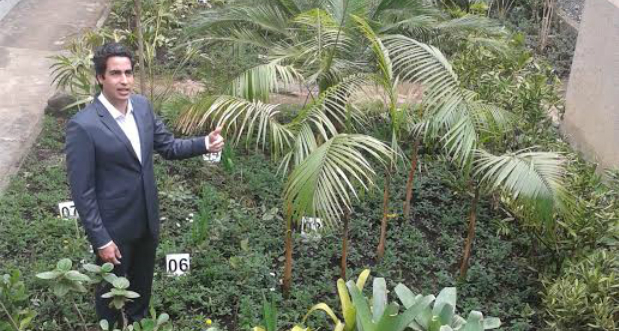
[0,0,23,22]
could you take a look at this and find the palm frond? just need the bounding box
[176,95,294,158]
[230,61,303,102]
[353,15,394,91]
[382,34,479,164]
[189,4,290,36]
[473,149,566,204]
[284,134,391,227]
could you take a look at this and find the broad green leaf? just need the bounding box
[356,269,370,290]
[113,277,130,290]
[57,258,72,271]
[433,287,456,324]
[304,303,341,325]
[36,271,62,280]
[100,319,109,331]
[346,280,375,331]
[482,317,501,329]
[461,311,483,331]
[157,313,170,326]
[103,273,119,284]
[101,263,114,273]
[53,282,70,297]
[71,281,88,293]
[111,297,124,310]
[124,291,141,299]
[83,263,101,273]
[337,279,356,331]
[372,278,387,323]
[395,283,430,329]
[375,295,435,331]
[65,270,91,282]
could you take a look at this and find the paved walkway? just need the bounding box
[0,0,110,193]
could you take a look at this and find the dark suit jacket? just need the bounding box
[65,94,207,248]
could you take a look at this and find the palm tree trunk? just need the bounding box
[459,184,480,278]
[403,138,421,219]
[134,0,146,95]
[376,169,392,260]
[282,213,294,298]
[340,209,351,279]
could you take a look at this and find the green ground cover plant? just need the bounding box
[1,113,542,330]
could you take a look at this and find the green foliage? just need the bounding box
[83,262,118,285]
[36,258,91,297]
[299,269,371,331]
[191,184,222,245]
[542,250,619,331]
[0,271,36,331]
[99,308,171,331]
[395,286,501,331]
[2,114,544,330]
[253,294,278,331]
[49,29,126,109]
[101,277,141,310]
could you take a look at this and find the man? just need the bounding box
[65,42,223,325]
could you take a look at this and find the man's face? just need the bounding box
[97,56,134,105]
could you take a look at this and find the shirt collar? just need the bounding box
[98,93,133,119]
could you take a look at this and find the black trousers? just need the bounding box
[94,233,157,327]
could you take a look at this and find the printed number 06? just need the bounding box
[168,258,189,272]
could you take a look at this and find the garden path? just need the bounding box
[0,0,111,193]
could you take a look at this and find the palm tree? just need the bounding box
[177,0,510,285]
[458,149,566,277]
[176,75,391,295]
[185,0,505,97]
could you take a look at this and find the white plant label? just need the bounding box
[301,216,323,240]
[58,201,79,219]
[166,253,190,276]
[203,151,222,163]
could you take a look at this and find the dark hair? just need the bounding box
[93,42,135,77]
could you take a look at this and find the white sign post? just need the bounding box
[300,216,323,241]
[166,253,190,276]
[203,152,222,163]
[58,201,79,219]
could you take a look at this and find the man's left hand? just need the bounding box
[207,126,224,153]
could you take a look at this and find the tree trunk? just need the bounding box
[403,138,421,219]
[282,215,294,298]
[459,185,480,278]
[340,209,351,279]
[134,0,146,95]
[376,169,391,260]
[538,0,555,52]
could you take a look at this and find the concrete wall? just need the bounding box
[562,0,619,172]
[0,0,22,21]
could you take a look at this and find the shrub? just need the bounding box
[542,250,619,330]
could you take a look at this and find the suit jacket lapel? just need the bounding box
[131,96,149,166]
[94,98,141,164]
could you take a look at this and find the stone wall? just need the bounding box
[562,0,619,172]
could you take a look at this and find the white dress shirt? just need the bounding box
[98,93,142,164]
[97,93,142,250]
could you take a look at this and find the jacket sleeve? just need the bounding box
[151,102,208,160]
[66,119,112,248]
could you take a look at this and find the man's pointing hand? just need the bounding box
[207,126,225,153]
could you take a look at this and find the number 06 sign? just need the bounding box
[166,253,190,276]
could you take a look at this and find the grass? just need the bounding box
[0,113,544,331]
